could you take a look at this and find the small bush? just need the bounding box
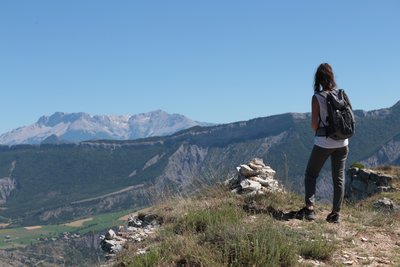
[174,202,244,235]
[218,223,297,267]
[120,250,160,267]
[351,162,365,169]
[299,238,335,261]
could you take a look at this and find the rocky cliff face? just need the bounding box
[0,177,17,205]
[0,231,104,266]
[361,134,400,167]
[155,144,209,191]
[0,160,17,205]
[154,131,289,194]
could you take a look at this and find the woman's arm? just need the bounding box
[311,95,319,131]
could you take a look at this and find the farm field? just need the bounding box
[0,209,135,249]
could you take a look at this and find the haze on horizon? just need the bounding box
[1,1,399,135]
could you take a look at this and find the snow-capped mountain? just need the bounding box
[0,110,212,145]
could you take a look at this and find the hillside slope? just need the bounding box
[111,166,400,267]
[0,101,399,226]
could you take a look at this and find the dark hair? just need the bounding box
[314,63,336,93]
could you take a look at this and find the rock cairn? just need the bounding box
[226,158,283,195]
[100,213,162,260]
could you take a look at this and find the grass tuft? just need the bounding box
[299,238,335,261]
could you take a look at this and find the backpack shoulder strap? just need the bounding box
[314,92,328,137]
[340,89,353,109]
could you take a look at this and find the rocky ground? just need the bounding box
[99,161,400,267]
[285,208,400,266]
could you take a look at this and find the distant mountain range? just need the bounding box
[0,101,399,226]
[0,110,213,145]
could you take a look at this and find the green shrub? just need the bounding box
[218,224,297,267]
[351,162,365,169]
[120,250,161,267]
[174,202,244,234]
[299,238,335,261]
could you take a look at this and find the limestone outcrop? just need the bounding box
[345,167,396,201]
[0,177,17,205]
[100,213,162,261]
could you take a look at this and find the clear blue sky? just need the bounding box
[1,1,399,134]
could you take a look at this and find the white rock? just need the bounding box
[224,177,234,186]
[373,197,395,210]
[136,249,147,255]
[259,167,276,177]
[248,162,264,170]
[112,243,123,253]
[114,236,126,242]
[253,176,277,188]
[240,179,262,192]
[250,158,265,166]
[105,229,117,240]
[104,239,117,246]
[231,188,239,194]
[239,165,260,177]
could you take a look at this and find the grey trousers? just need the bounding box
[305,145,349,212]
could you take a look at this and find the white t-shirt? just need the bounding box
[314,90,348,149]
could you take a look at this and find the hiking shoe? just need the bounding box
[296,207,316,221]
[326,212,340,223]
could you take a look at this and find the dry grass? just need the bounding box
[374,165,400,190]
[114,169,400,267]
[116,184,338,267]
[373,165,400,177]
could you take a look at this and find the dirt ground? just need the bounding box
[283,210,400,266]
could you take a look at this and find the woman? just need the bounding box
[300,63,349,223]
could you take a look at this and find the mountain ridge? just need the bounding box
[0,101,399,226]
[0,110,213,145]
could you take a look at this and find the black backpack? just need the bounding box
[317,89,355,140]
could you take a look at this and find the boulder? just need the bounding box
[105,229,116,240]
[101,239,117,252]
[373,198,400,212]
[138,213,163,227]
[345,167,397,201]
